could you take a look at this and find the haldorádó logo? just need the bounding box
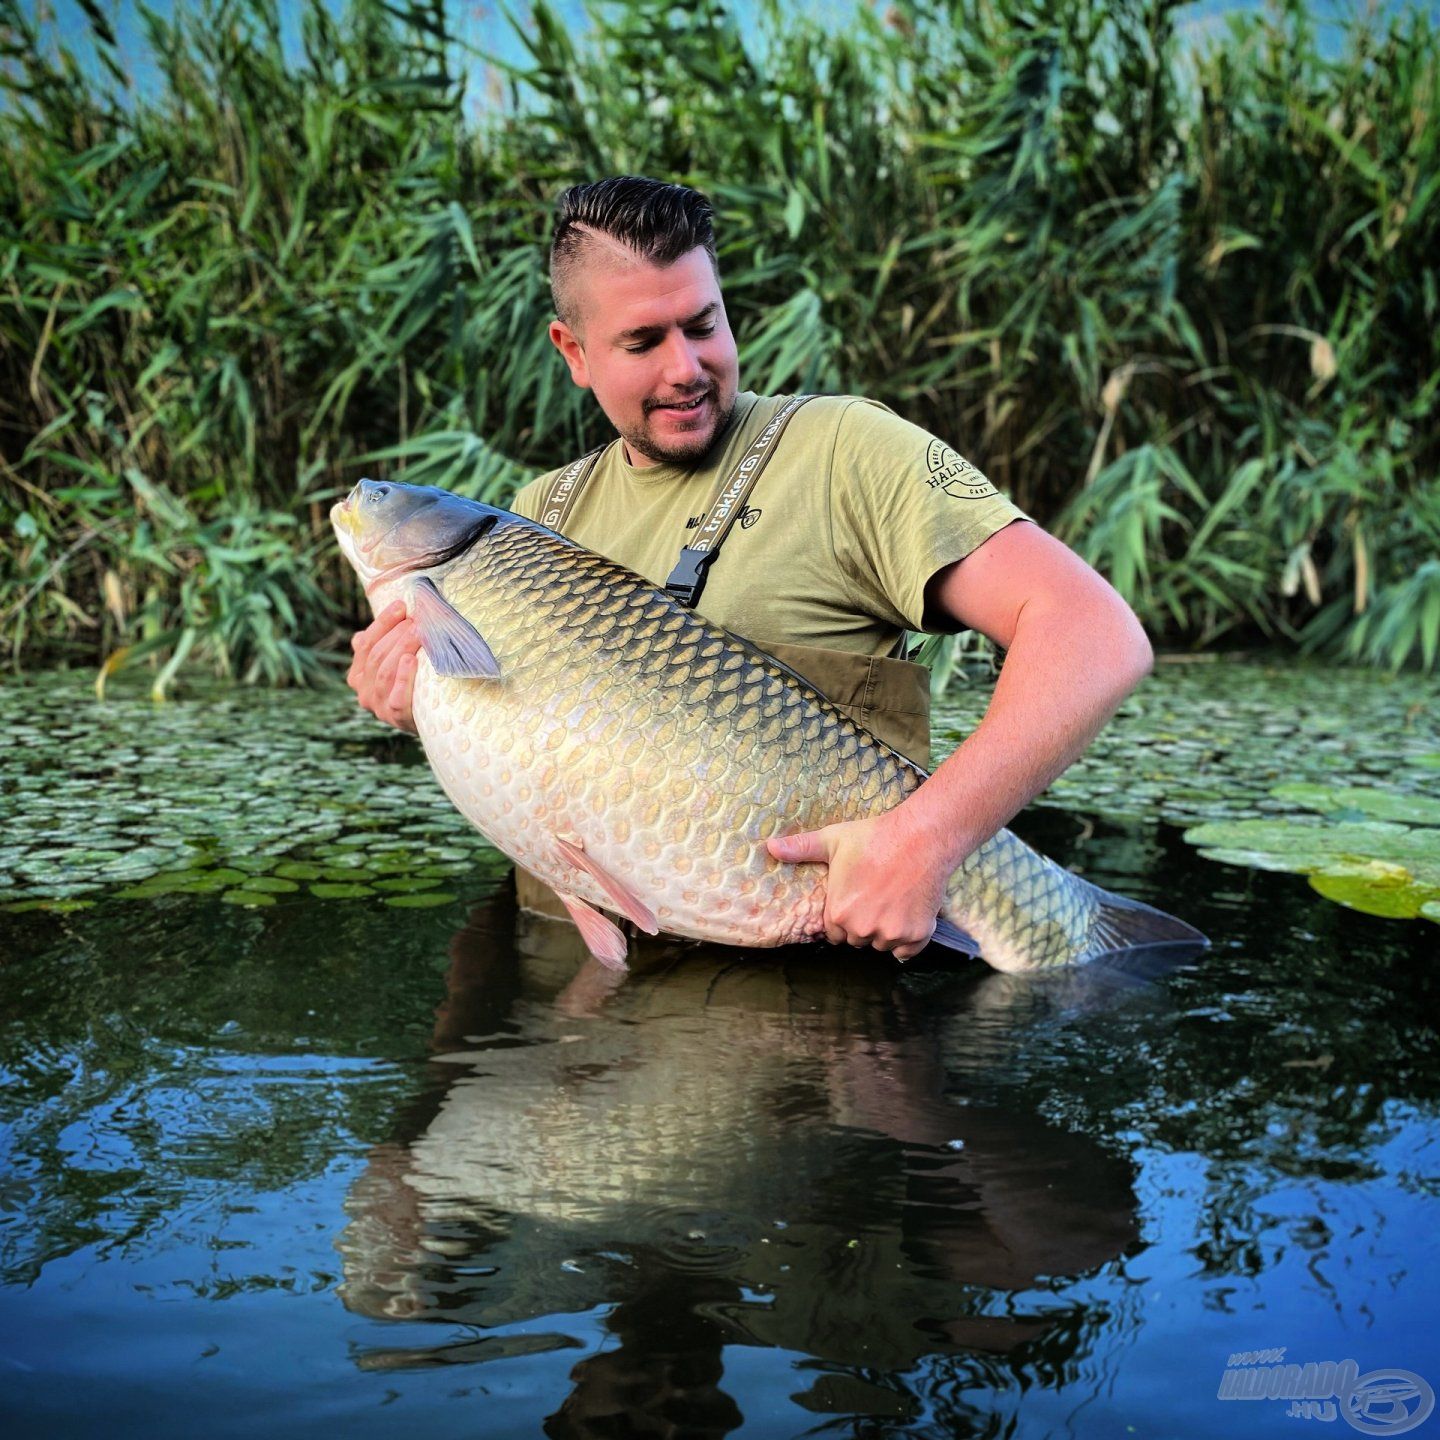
[1218,1351,1434,1435]
[1345,1370,1436,1437]
[924,440,997,500]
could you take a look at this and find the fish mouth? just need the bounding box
[331,487,384,558]
[330,497,356,536]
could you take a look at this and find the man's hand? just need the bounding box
[347,600,421,735]
[766,810,951,961]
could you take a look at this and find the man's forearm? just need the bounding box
[893,600,1153,869]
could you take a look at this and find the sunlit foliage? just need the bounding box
[1,0,1435,688]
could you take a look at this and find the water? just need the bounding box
[3,790,1437,1436]
[1,658,1436,1432]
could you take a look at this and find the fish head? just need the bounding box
[331,479,504,612]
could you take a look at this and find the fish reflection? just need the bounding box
[336,887,1141,1430]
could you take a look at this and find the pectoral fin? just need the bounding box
[412,576,500,679]
[556,893,630,971]
[553,835,659,935]
[930,916,980,958]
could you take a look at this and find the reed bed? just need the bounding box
[1,0,1436,691]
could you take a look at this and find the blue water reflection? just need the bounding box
[2,812,1437,1437]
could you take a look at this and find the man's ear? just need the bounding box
[548,319,591,390]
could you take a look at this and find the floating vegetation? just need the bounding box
[1,659,1436,923]
[1185,787,1440,922]
[0,670,509,913]
[939,658,1440,924]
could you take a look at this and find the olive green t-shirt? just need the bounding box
[510,392,1028,657]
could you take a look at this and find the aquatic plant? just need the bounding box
[1,0,1436,685]
[3,658,1435,927]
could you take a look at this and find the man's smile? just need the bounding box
[648,390,710,416]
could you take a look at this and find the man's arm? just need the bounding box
[766,520,1153,960]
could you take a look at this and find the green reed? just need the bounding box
[1,0,1435,692]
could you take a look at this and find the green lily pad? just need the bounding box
[1308,870,1439,920]
[1272,783,1440,826]
[220,889,277,907]
[1186,783,1440,925]
[321,858,372,875]
[272,861,325,880]
[309,882,374,899]
[383,892,458,908]
[200,868,253,885]
[217,887,276,910]
[1193,847,1312,875]
[226,856,279,875]
[372,876,443,893]
[236,875,299,894]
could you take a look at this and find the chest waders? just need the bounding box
[514,397,934,924]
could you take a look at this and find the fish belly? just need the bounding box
[413,662,830,947]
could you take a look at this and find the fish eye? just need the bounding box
[365,484,390,505]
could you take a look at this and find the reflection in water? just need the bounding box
[337,885,1142,1431]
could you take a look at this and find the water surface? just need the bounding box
[2,662,1437,1436]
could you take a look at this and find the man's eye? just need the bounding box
[686,325,716,338]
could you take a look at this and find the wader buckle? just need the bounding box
[664,547,715,608]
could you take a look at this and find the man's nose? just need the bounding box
[659,333,705,387]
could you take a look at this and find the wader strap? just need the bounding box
[664,393,817,608]
[538,443,609,534]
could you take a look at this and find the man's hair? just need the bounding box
[550,176,718,328]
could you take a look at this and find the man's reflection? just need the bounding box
[337,885,1141,1433]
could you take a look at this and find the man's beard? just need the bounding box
[620,391,736,468]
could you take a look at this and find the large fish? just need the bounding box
[332,480,1205,972]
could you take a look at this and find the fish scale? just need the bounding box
[334,483,1204,971]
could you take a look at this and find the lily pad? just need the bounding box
[1185,781,1440,924]
[383,892,458,908]
[1308,869,1439,920]
[1271,783,1440,826]
[272,861,325,881]
[2,898,96,914]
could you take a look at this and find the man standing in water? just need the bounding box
[346,176,1153,960]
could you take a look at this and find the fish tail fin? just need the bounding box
[1080,883,1209,964]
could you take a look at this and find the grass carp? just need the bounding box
[332,479,1206,972]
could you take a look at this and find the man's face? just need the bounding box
[549,245,740,467]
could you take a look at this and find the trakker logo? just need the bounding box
[926,439,996,500]
[541,453,592,528]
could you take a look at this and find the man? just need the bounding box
[348,176,1153,961]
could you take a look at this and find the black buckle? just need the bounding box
[664,547,715,608]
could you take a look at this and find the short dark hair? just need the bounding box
[550,176,718,327]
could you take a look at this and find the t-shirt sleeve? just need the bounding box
[828,398,1029,632]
